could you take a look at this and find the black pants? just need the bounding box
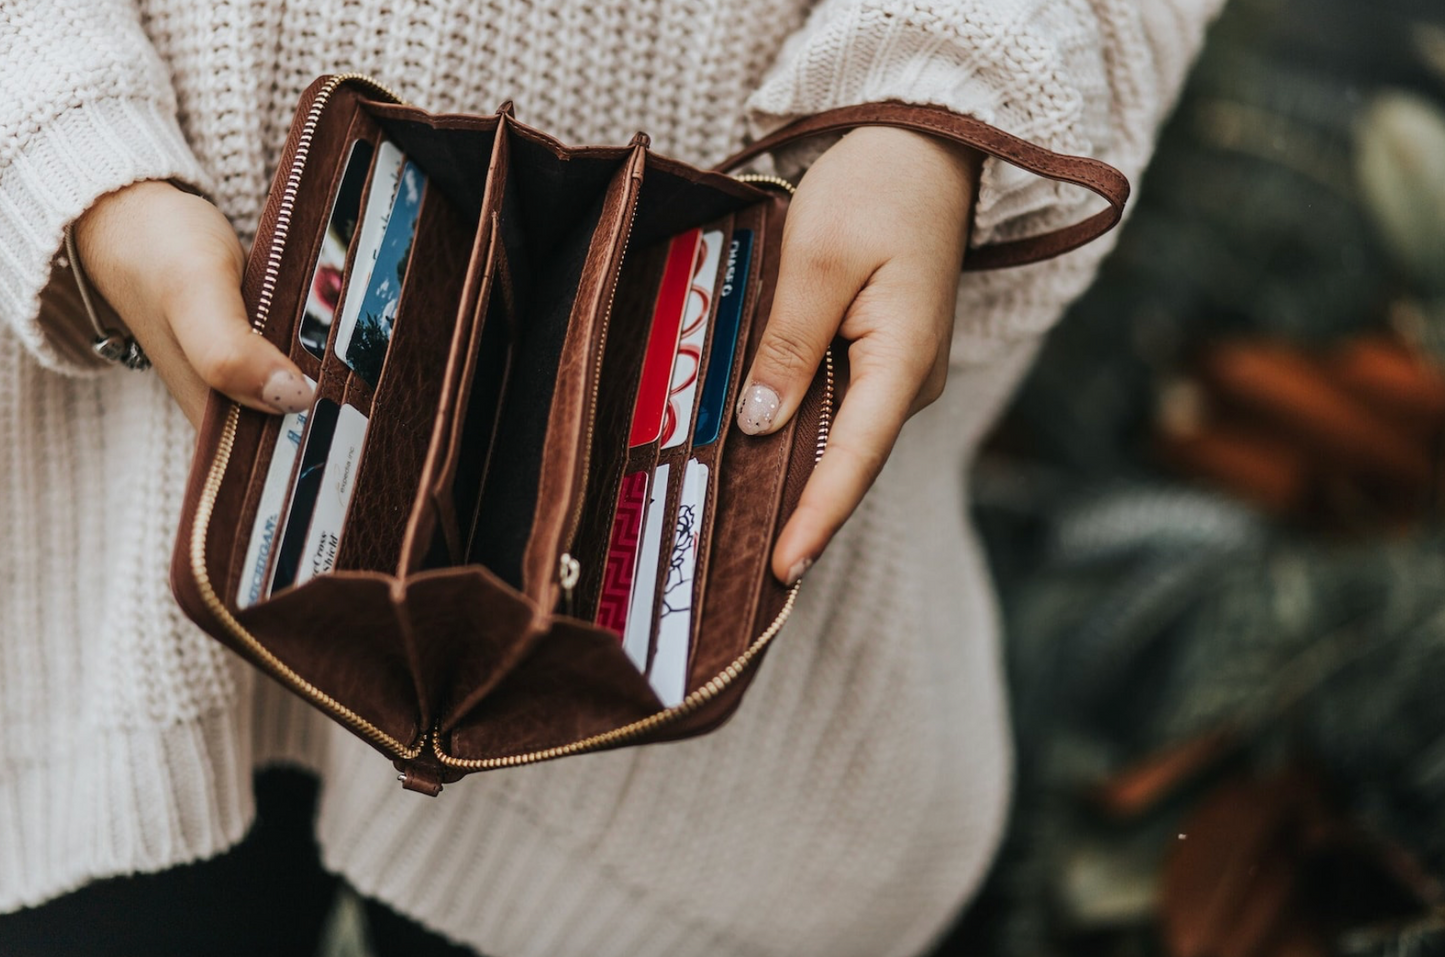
[0,768,479,957]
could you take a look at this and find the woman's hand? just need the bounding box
[73,180,313,427]
[75,145,975,580]
[736,127,981,584]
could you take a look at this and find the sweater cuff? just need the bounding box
[0,96,210,375]
[744,2,1109,250]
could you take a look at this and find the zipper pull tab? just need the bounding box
[558,553,581,616]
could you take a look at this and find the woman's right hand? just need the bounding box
[73,180,313,427]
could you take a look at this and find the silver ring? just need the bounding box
[91,330,151,370]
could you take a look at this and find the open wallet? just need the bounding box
[169,74,1130,795]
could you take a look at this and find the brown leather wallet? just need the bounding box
[170,74,1129,795]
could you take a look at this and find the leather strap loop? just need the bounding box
[715,101,1131,271]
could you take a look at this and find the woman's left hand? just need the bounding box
[735,126,981,584]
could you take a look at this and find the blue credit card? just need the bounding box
[344,160,426,387]
[268,398,340,595]
[692,229,753,447]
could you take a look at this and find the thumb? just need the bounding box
[163,238,313,417]
[737,215,865,436]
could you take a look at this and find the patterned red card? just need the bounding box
[595,470,650,635]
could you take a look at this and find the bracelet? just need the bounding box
[61,225,151,371]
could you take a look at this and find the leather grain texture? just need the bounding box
[716,99,1132,270]
[170,75,1131,787]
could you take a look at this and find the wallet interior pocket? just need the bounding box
[330,184,474,574]
[208,83,811,763]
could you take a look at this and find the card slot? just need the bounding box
[664,208,765,693]
[292,109,388,366]
[685,192,806,695]
[211,95,377,604]
[242,339,353,604]
[224,410,298,608]
[647,445,702,693]
[330,182,474,576]
[572,213,747,677]
[246,86,371,365]
[568,214,734,619]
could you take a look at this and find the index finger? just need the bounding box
[770,362,915,583]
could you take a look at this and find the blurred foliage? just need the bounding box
[948,0,1445,954]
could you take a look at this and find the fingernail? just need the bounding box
[736,383,781,435]
[785,557,813,586]
[262,369,312,414]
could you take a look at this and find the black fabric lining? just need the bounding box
[345,109,768,592]
[462,137,625,588]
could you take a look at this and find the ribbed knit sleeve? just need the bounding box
[0,1,209,374]
[745,0,1226,362]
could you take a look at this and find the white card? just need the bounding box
[237,377,316,609]
[333,139,405,363]
[660,230,724,450]
[294,402,369,586]
[621,462,670,672]
[649,457,708,707]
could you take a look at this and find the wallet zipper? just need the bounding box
[556,158,646,608]
[190,80,806,767]
[439,346,832,771]
[188,73,425,761]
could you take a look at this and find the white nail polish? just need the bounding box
[736,383,781,435]
[263,369,312,414]
[785,557,813,586]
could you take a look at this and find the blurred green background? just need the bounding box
[939,0,1445,954]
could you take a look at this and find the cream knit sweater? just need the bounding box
[0,2,1221,954]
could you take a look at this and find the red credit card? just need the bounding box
[628,229,701,447]
[595,470,649,635]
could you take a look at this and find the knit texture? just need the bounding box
[0,1,1222,953]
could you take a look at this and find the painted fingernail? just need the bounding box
[736,383,781,435]
[785,557,813,586]
[262,368,312,414]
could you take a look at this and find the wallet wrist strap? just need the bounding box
[714,100,1131,272]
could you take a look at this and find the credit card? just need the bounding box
[333,140,405,368]
[339,159,427,387]
[693,229,753,447]
[595,470,650,635]
[649,457,708,707]
[236,377,317,609]
[621,462,670,671]
[293,402,369,587]
[660,229,724,450]
[298,139,374,359]
[628,230,700,447]
[267,398,341,597]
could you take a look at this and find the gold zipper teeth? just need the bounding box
[194,79,817,770]
[560,158,645,562]
[190,73,423,760]
[254,73,406,335]
[734,173,797,196]
[436,348,834,770]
